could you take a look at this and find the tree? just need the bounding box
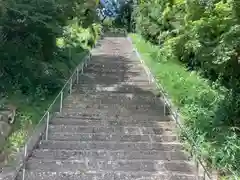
[0,0,99,94]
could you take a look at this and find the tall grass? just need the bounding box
[129,33,240,179]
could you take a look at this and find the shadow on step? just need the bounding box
[68,52,171,118]
[75,54,154,90]
[103,31,126,38]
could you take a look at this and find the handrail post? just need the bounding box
[22,145,27,180]
[203,170,206,180]
[60,91,63,113]
[76,67,79,84]
[45,111,50,140]
[163,102,166,116]
[69,78,73,95]
[89,53,91,62]
[88,53,90,63]
[85,57,88,68]
[175,109,179,124]
[196,159,199,180]
[175,109,180,141]
[148,73,151,84]
[81,63,84,74]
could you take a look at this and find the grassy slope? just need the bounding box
[129,33,239,179]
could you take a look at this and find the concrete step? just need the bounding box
[78,73,150,81]
[62,102,164,110]
[47,133,151,142]
[73,86,156,95]
[31,149,189,161]
[76,82,153,89]
[79,72,147,80]
[49,124,176,135]
[54,112,101,118]
[73,85,156,94]
[73,87,156,94]
[54,113,101,119]
[54,112,170,120]
[50,118,104,126]
[38,140,183,151]
[73,82,157,90]
[58,109,167,118]
[75,86,154,92]
[87,61,141,67]
[63,94,162,102]
[17,170,201,180]
[50,116,172,127]
[88,57,141,64]
[62,102,166,112]
[85,67,145,73]
[65,92,163,102]
[55,111,168,118]
[50,119,173,127]
[61,102,165,112]
[47,132,177,143]
[63,103,167,116]
[85,67,144,76]
[82,69,145,76]
[61,106,165,116]
[79,73,149,81]
[105,119,173,128]
[77,78,151,87]
[25,158,196,175]
[58,104,164,115]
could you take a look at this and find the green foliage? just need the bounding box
[102,17,114,30]
[130,33,240,178]
[131,0,240,177]
[133,0,240,91]
[0,0,99,95]
[0,0,101,164]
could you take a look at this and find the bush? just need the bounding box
[0,0,102,165]
[0,0,99,96]
[133,0,240,93]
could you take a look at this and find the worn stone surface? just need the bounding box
[0,121,11,147]
[0,105,17,124]
[15,34,201,179]
[0,105,16,159]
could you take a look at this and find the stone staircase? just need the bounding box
[16,34,200,180]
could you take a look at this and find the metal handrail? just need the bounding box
[20,52,91,180]
[125,33,213,180]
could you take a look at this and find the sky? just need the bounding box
[97,0,130,18]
